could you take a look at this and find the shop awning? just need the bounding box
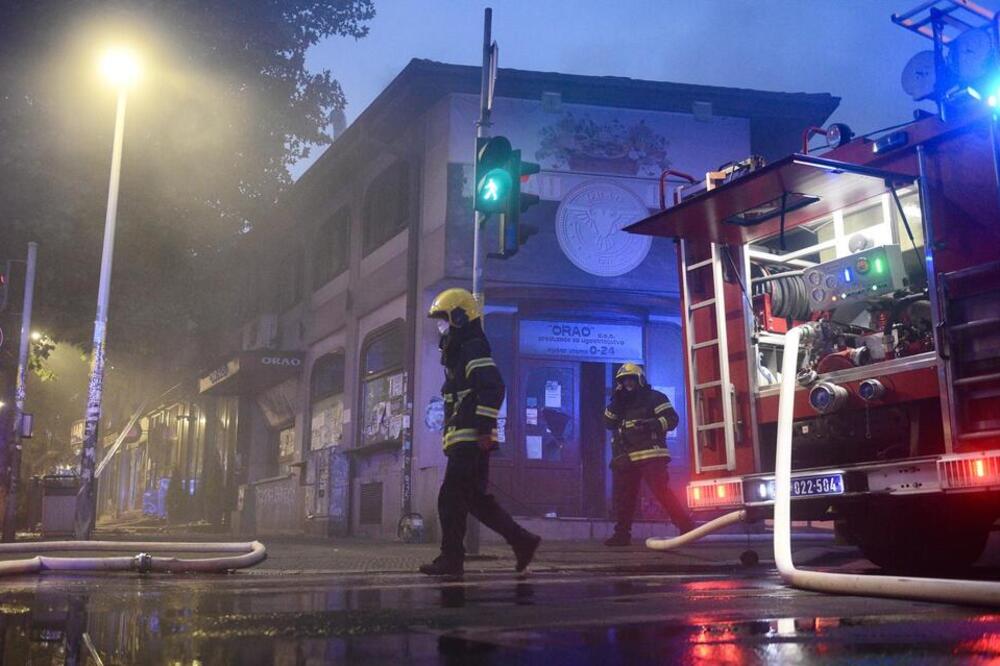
[199,350,305,396]
[624,154,916,245]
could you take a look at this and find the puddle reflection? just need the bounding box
[2,579,1000,664]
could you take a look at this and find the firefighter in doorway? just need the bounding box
[419,288,542,576]
[603,362,694,546]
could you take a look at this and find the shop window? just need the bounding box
[359,321,406,447]
[278,426,296,475]
[313,208,350,288]
[310,353,346,450]
[363,161,410,255]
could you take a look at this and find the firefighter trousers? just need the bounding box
[438,445,531,562]
[612,459,694,536]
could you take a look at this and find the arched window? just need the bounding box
[359,321,406,447]
[313,208,350,288]
[310,352,346,450]
[363,161,410,255]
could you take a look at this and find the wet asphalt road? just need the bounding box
[2,543,1000,665]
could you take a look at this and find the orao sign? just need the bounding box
[519,319,644,362]
[261,356,302,367]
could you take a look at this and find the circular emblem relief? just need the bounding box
[555,181,652,277]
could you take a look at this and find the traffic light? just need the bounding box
[497,149,541,258]
[475,136,513,214]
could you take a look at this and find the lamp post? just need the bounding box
[74,46,140,540]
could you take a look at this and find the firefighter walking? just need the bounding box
[604,363,694,546]
[420,288,542,576]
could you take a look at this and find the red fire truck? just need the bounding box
[628,102,1000,572]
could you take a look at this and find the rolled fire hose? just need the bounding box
[0,540,266,576]
[774,325,1000,606]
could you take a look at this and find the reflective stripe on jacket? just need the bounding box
[440,333,504,454]
[604,387,678,466]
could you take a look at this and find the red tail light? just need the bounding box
[939,454,1000,490]
[687,479,744,509]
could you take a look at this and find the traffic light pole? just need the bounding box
[2,242,37,542]
[471,7,495,306]
[467,7,496,557]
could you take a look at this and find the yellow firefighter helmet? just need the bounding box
[428,288,482,327]
[615,362,647,386]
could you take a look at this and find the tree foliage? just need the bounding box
[0,1,374,366]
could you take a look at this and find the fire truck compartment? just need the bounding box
[624,154,916,245]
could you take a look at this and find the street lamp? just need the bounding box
[74,45,141,540]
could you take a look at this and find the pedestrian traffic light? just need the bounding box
[496,150,541,258]
[475,136,513,214]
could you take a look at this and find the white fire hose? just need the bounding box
[646,509,746,550]
[0,540,266,576]
[648,323,1000,606]
[773,325,1000,605]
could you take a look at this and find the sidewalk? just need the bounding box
[71,526,844,576]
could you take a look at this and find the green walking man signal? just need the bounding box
[475,136,513,214]
[474,135,541,258]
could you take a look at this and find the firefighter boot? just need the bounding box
[603,532,631,547]
[512,533,542,572]
[419,556,464,577]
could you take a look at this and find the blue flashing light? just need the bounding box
[978,76,1000,108]
[842,267,852,283]
[966,77,1000,109]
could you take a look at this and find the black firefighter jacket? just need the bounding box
[439,322,504,454]
[604,386,678,468]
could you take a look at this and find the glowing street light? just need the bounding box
[99,47,141,88]
[76,45,142,540]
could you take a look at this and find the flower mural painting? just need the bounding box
[536,113,671,177]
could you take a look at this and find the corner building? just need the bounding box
[206,60,838,540]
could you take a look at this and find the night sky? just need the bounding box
[297,0,1000,177]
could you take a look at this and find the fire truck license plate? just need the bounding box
[791,473,844,497]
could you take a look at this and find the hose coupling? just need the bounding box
[133,552,153,573]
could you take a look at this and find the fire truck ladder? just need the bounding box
[680,240,737,472]
[940,259,1000,444]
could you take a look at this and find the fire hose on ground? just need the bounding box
[0,540,266,575]
[647,323,1000,606]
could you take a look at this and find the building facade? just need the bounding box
[101,60,838,539]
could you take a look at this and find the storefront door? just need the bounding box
[516,359,582,516]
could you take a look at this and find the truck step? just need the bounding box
[954,371,1000,387]
[957,428,1000,441]
[949,317,1000,335]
